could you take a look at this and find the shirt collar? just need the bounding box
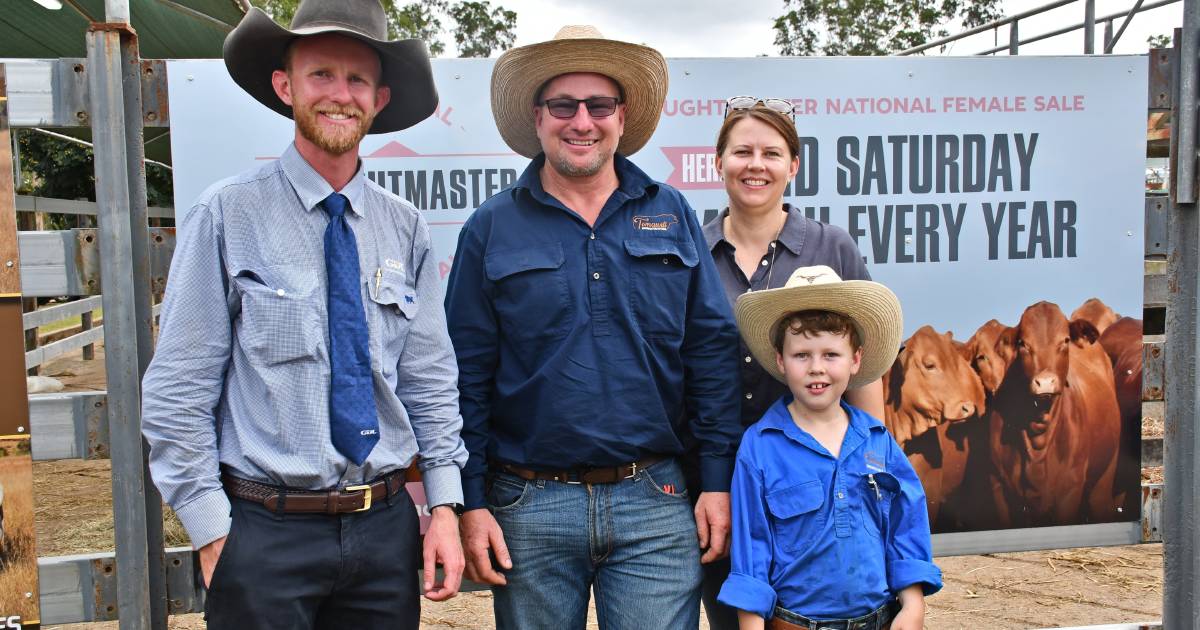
[704,203,806,255]
[776,203,808,255]
[280,143,368,217]
[755,394,885,456]
[512,152,659,206]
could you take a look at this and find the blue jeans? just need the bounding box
[488,458,702,630]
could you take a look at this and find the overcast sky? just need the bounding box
[489,0,1181,57]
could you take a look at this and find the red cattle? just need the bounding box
[988,301,1122,527]
[1098,316,1144,514]
[882,326,986,527]
[1071,297,1119,335]
[964,319,1014,398]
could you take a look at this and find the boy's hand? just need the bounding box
[890,585,926,630]
[736,609,765,630]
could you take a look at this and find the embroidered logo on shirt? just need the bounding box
[864,451,885,472]
[404,295,415,304]
[632,214,679,231]
[385,258,405,272]
[360,429,378,436]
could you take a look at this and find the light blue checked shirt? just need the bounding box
[142,144,467,548]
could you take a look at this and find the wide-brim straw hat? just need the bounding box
[736,266,903,389]
[223,0,437,134]
[490,25,668,159]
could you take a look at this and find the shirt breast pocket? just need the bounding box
[624,238,698,339]
[766,479,824,554]
[860,471,901,540]
[368,271,418,359]
[485,243,571,340]
[232,264,322,366]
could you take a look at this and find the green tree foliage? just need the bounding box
[449,1,517,58]
[387,0,448,56]
[773,0,1002,56]
[15,130,173,227]
[250,0,517,58]
[16,131,94,203]
[1148,34,1171,49]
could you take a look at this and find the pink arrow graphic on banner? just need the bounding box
[661,146,725,190]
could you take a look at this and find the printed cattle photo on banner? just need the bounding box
[886,299,1143,533]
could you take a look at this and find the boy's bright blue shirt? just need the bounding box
[718,396,942,620]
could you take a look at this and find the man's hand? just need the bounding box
[197,535,228,589]
[460,508,512,585]
[422,506,465,601]
[891,585,926,630]
[694,491,731,563]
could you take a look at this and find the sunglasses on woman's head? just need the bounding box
[539,97,622,119]
[725,96,796,120]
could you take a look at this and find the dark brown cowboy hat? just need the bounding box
[223,0,437,134]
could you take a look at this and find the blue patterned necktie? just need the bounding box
[322,192,379,465]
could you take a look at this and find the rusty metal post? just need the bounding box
[1164,7,1200,626]
[86,2,165,626]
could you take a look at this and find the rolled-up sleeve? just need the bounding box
[444,213,498,510]
[718,448,778,619]
[396,215,468,509]
[885,438,943,595]
[141,202,233,549]
[679,198,742,492]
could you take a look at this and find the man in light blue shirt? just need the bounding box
[140,2,466,627]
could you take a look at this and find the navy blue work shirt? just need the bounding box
[718,397,942,620]
[445,153,742,510]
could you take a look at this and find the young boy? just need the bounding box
[718,266,942,630]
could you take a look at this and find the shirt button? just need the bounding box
[592,272,601,280]
[744,392,753,400]
[838,492,845,499]
[770,242,777,248]
[760,259,769,266]
[744,356,752,363]
[276,289,286,297]
[662,258,670,264]
[590,233,596,240]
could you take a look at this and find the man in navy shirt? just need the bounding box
[445,25,742,629]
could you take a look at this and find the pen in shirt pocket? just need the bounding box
[375,268,382,294]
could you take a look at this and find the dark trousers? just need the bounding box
[684,457,739,630]
[701,555,739,630]
[204,488,421,629]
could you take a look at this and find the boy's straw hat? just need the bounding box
[735,266,903,389]
[489,25,668,158]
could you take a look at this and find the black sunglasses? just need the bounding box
[725,96,796,120]
[539,96,622,119]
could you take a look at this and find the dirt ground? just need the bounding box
[33,346,1164,629]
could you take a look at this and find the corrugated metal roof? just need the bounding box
[1,0,248,59]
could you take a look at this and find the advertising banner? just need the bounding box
[168,54,1147,552]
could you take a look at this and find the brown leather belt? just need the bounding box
[502,456,666,485]
[222,468,407,514]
